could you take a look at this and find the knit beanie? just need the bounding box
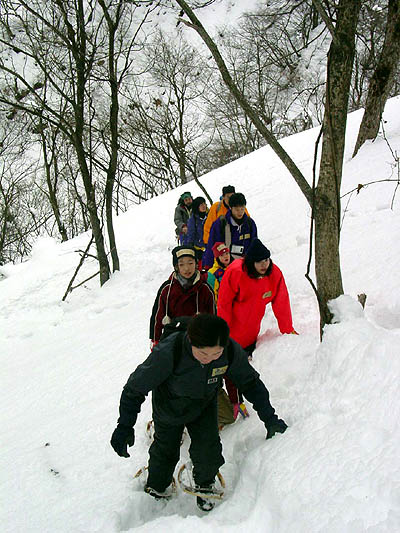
[212,242,230,258]
[222,185,235,195]
[179,191,192,203]
[172,245,197,266]
[245,239,271,262]
[228,192,246,207]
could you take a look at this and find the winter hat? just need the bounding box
[212,242,230,258]
[172,245,197,266]
[179,191,192,202]
[192,196,206,215]
[228,192,246,207]
[222,185,235,195]
[245,239,271,262]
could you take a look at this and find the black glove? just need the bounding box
[266,418,288,440]
[110,424,135,457]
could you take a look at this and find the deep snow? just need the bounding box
[1,96,400,532]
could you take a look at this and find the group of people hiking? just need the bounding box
[111,185,298,511]
[174,186,254,270]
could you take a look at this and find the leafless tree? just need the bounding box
[353,0,400,156]
[0,0,156,283]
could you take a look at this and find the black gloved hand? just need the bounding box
[110,424,135,457]
[266,418,288,440]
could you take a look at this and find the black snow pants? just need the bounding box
[146,397,224,492]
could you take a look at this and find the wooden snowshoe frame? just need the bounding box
[177,463,225,500]
[134,465,177,498]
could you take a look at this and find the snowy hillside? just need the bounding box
[1,96,400,533]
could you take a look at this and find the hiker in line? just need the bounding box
[111,313,288,511]
[149,246,215,347]
[174,192,193,245]
[184,196,208,267]
[202,192,257,270]
[206,242,246,424]
[217,238,297,408]
[203,186,251,246]
[206,242,232,302]
[218,237,297,359]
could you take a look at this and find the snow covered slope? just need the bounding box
[1,97,399,532]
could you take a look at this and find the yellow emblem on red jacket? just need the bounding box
[262,291,272,299]
[212,366,228,377]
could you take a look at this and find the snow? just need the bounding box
[1,96,400,532]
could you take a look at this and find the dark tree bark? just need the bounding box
[314,0,361,331]
[39,122,69,243]
[353,0,400,157]
[64,0,111,285]
[99,0,123,273]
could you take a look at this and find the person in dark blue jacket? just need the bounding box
[110,314,287,511]
[202,193,257,269]
[184,196,208,264]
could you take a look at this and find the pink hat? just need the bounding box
[212,242,230,258]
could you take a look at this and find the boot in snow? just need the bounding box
[196,495,215,512]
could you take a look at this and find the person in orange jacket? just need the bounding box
[203,186,250,246]
[218,238,297,354]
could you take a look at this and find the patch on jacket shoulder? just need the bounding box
[212,365,228,377]
[208,377,218,384]
[262,291,272,299]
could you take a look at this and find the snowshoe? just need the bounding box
[177,462,225,501]
[134,466,177,499]
[134,465,148,480]
[144,484,175,501]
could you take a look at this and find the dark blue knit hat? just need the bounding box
[245,239,271,262]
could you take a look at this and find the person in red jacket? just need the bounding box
[218,238,296,352]
[149,245,215,346]
[217,238,297,406]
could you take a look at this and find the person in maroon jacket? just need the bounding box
[149,246,215,347]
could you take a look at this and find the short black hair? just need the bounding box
[229,192,246,207]
[244,257,273,278]
[187,314,230,348]
[222,185,235,195]
[192,196,206,215]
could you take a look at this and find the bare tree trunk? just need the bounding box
[70,0,110,286]
[353,0,400,157]
[0,181,12,263]
[39,124,69,242]
[314,0,361,332]
[99,0,122,273]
